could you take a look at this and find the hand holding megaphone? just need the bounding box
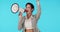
[19,8,25,13]
[11,3,28,14]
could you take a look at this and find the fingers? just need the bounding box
[19,12,22,18]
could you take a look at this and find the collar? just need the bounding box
[26,15,33,20]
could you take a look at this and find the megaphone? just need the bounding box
[11,3,25,14]
[11,3,28,14]
[11,3,19,13]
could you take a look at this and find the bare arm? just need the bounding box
[35,0,41,21]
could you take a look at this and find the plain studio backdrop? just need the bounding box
[0,0,60,32]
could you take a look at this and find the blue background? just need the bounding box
[0,0,60,32]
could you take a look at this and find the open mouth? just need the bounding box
[25,9,28,12]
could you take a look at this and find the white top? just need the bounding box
[24,15,33,29]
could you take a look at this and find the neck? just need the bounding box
[27,13,32,19]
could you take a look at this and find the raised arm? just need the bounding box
[35,0,41,20]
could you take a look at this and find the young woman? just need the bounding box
[18,0,41,32]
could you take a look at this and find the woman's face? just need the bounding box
[26,4,33,14]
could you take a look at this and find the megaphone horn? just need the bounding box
[11,3,19,14]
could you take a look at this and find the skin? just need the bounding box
[20,4,33,19]
[25,4,34,32]
[19,4,34,32]
[18,0,41,32]
[26,4,33,19]
[19,0,40,32]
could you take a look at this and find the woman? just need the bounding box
[18,0,41,32]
